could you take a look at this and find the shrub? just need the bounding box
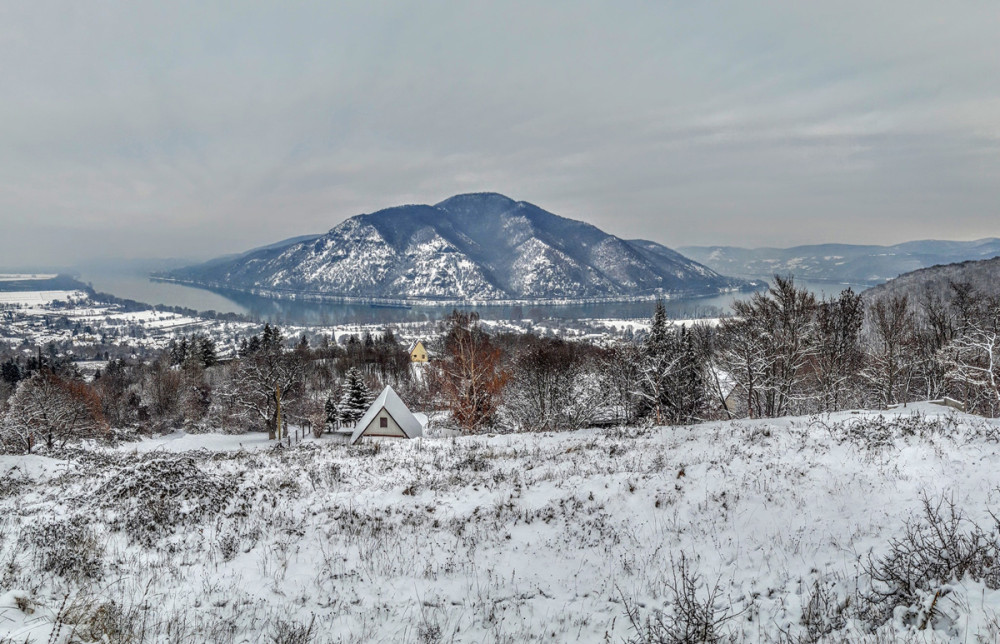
[622,553,736,644]
[26,515,105,581]
[863,493,1000,628]
[269,614,316,644]
[800,577,848,642]
[94,454,243,546]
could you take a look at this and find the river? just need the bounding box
[75,268,874,326]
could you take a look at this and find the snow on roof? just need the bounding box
[712,367,738,398]
[350,385,424,445]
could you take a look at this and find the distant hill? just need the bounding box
[159,193,753,304]
[862,255,1000,303]
[679,239,1000,285]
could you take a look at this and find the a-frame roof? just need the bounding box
[350,385,424,445]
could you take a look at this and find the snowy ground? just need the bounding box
[0,290,88,306]
[4,404,1000,642]
[0,274,58,282]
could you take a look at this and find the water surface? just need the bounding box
[76,268,873,326]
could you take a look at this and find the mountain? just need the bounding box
[160,193,751,303]
[679,239,1000,285]
[861,255,1000,303]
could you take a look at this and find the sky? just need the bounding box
[1,1,998,267]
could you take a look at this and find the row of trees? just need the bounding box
[3,276,999,453]
[429,276,1000,432]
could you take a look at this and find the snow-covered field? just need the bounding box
[0,274,58,282]
[5,404,1000,642]
[0,290,87,306]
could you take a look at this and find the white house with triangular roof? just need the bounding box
[348,385,424,445]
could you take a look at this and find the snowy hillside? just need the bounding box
[5,405,1000,642]
[162,193,751,303]
[679,238,1000,284]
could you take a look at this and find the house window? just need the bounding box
[380,417,388,428]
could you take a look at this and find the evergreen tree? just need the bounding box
[647,300,671,352]
[324,395,339,431]
[261,324,283,352]
[168,338,189,366]
[198,336,218,367]
[338,368,373,426]
[637,301,709,425]
[1,360,22,388]
[639,300,677,424]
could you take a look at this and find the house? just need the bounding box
[930,397,966,412]
[408,340,429,363]
[348,385,424,445]
[711,368,740,414]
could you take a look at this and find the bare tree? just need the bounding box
[142,356,183,423]
[721,276,817,418]
[864,295,914,408]
[222,328,305,438]
[4,371,107,452]
[600,343,644,425]
[718,313,771,418]
[813,288,864,412]
[504,337,602,431]
[435,311,508,433]
[940,302,1000,416]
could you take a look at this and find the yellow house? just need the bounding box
[408,340,429,363]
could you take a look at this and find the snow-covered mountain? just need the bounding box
[862,255,1000,304]
[162,193,751,303]
[680,238,1000,285]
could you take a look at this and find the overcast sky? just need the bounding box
[1,2,998,267]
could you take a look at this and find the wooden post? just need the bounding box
[276,384,282,441]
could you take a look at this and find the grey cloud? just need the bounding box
[0,1,998,267]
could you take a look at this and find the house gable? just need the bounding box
[358,407,407,438]
[349,385,424,445]
[408,340,428,362]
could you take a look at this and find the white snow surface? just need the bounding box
[0,290,87,306]
[4,405,1000,641]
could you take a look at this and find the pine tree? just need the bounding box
[261,324,282,352]
[324,395,339,432]
[647,300,670,352]
[338,368,372,426]
[638,300,677,424]
[198,336,218,367]
[1,360,22,388]
[243,335,262,356]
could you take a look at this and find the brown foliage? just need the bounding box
[5,371,108,452]
[435,311,509,433]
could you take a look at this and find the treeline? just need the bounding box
[2,275,999,453]
[0,323,416,453]
[423,276,1000,432]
